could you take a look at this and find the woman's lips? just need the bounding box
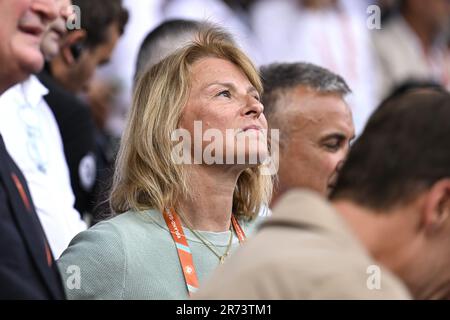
[242,125,262,132]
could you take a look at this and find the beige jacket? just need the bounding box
[195,190,411,300]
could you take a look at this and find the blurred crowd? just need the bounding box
[1,0,450,300]
[100,0,450,138]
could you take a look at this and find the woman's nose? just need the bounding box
[242,96,264,119]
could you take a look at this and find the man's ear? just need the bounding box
[422,179,450,235]
[60,30,86,65]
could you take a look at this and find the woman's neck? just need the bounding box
[178,165,240,232]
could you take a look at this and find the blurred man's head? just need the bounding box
[300,0,338,10]
[261,63,354,203]
[331,90,450,299]
[382,79,445,102]
[49,0,128,93]
[134,19,234,84]
[401,0,450,40]
[0,0,57,93]
[40,0,73,61]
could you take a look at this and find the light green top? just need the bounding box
[57,209,262,300]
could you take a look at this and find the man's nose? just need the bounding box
[32,0,58,23]
[335,160,345,174]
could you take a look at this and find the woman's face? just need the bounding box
[179,57,268,167]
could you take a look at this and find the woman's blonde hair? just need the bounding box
[110,25,273,220]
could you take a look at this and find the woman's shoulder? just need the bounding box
[93,209,167,234]
[57,209,168,299]
[57,216,128,299]
[58,209,167,268]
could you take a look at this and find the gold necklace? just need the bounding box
[178,212,234,264]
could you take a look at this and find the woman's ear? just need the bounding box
[422,179,450,235]
[60,30,87,65]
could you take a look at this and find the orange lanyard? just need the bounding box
[163,208,246,296]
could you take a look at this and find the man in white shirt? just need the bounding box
[0,0,86,259]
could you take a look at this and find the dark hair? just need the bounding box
[71,0,129,49]
[380,79,446,108]
[134,19,234,82]
[260,62,351,121]
[330,90,450,210]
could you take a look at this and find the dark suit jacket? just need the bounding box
[38,70,97,216]
[0,135,65,299]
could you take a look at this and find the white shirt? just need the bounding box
[0,75,87,258]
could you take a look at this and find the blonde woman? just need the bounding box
[57,26,273,299]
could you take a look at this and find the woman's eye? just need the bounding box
[217,90,231,98]
[253,95,261,101]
